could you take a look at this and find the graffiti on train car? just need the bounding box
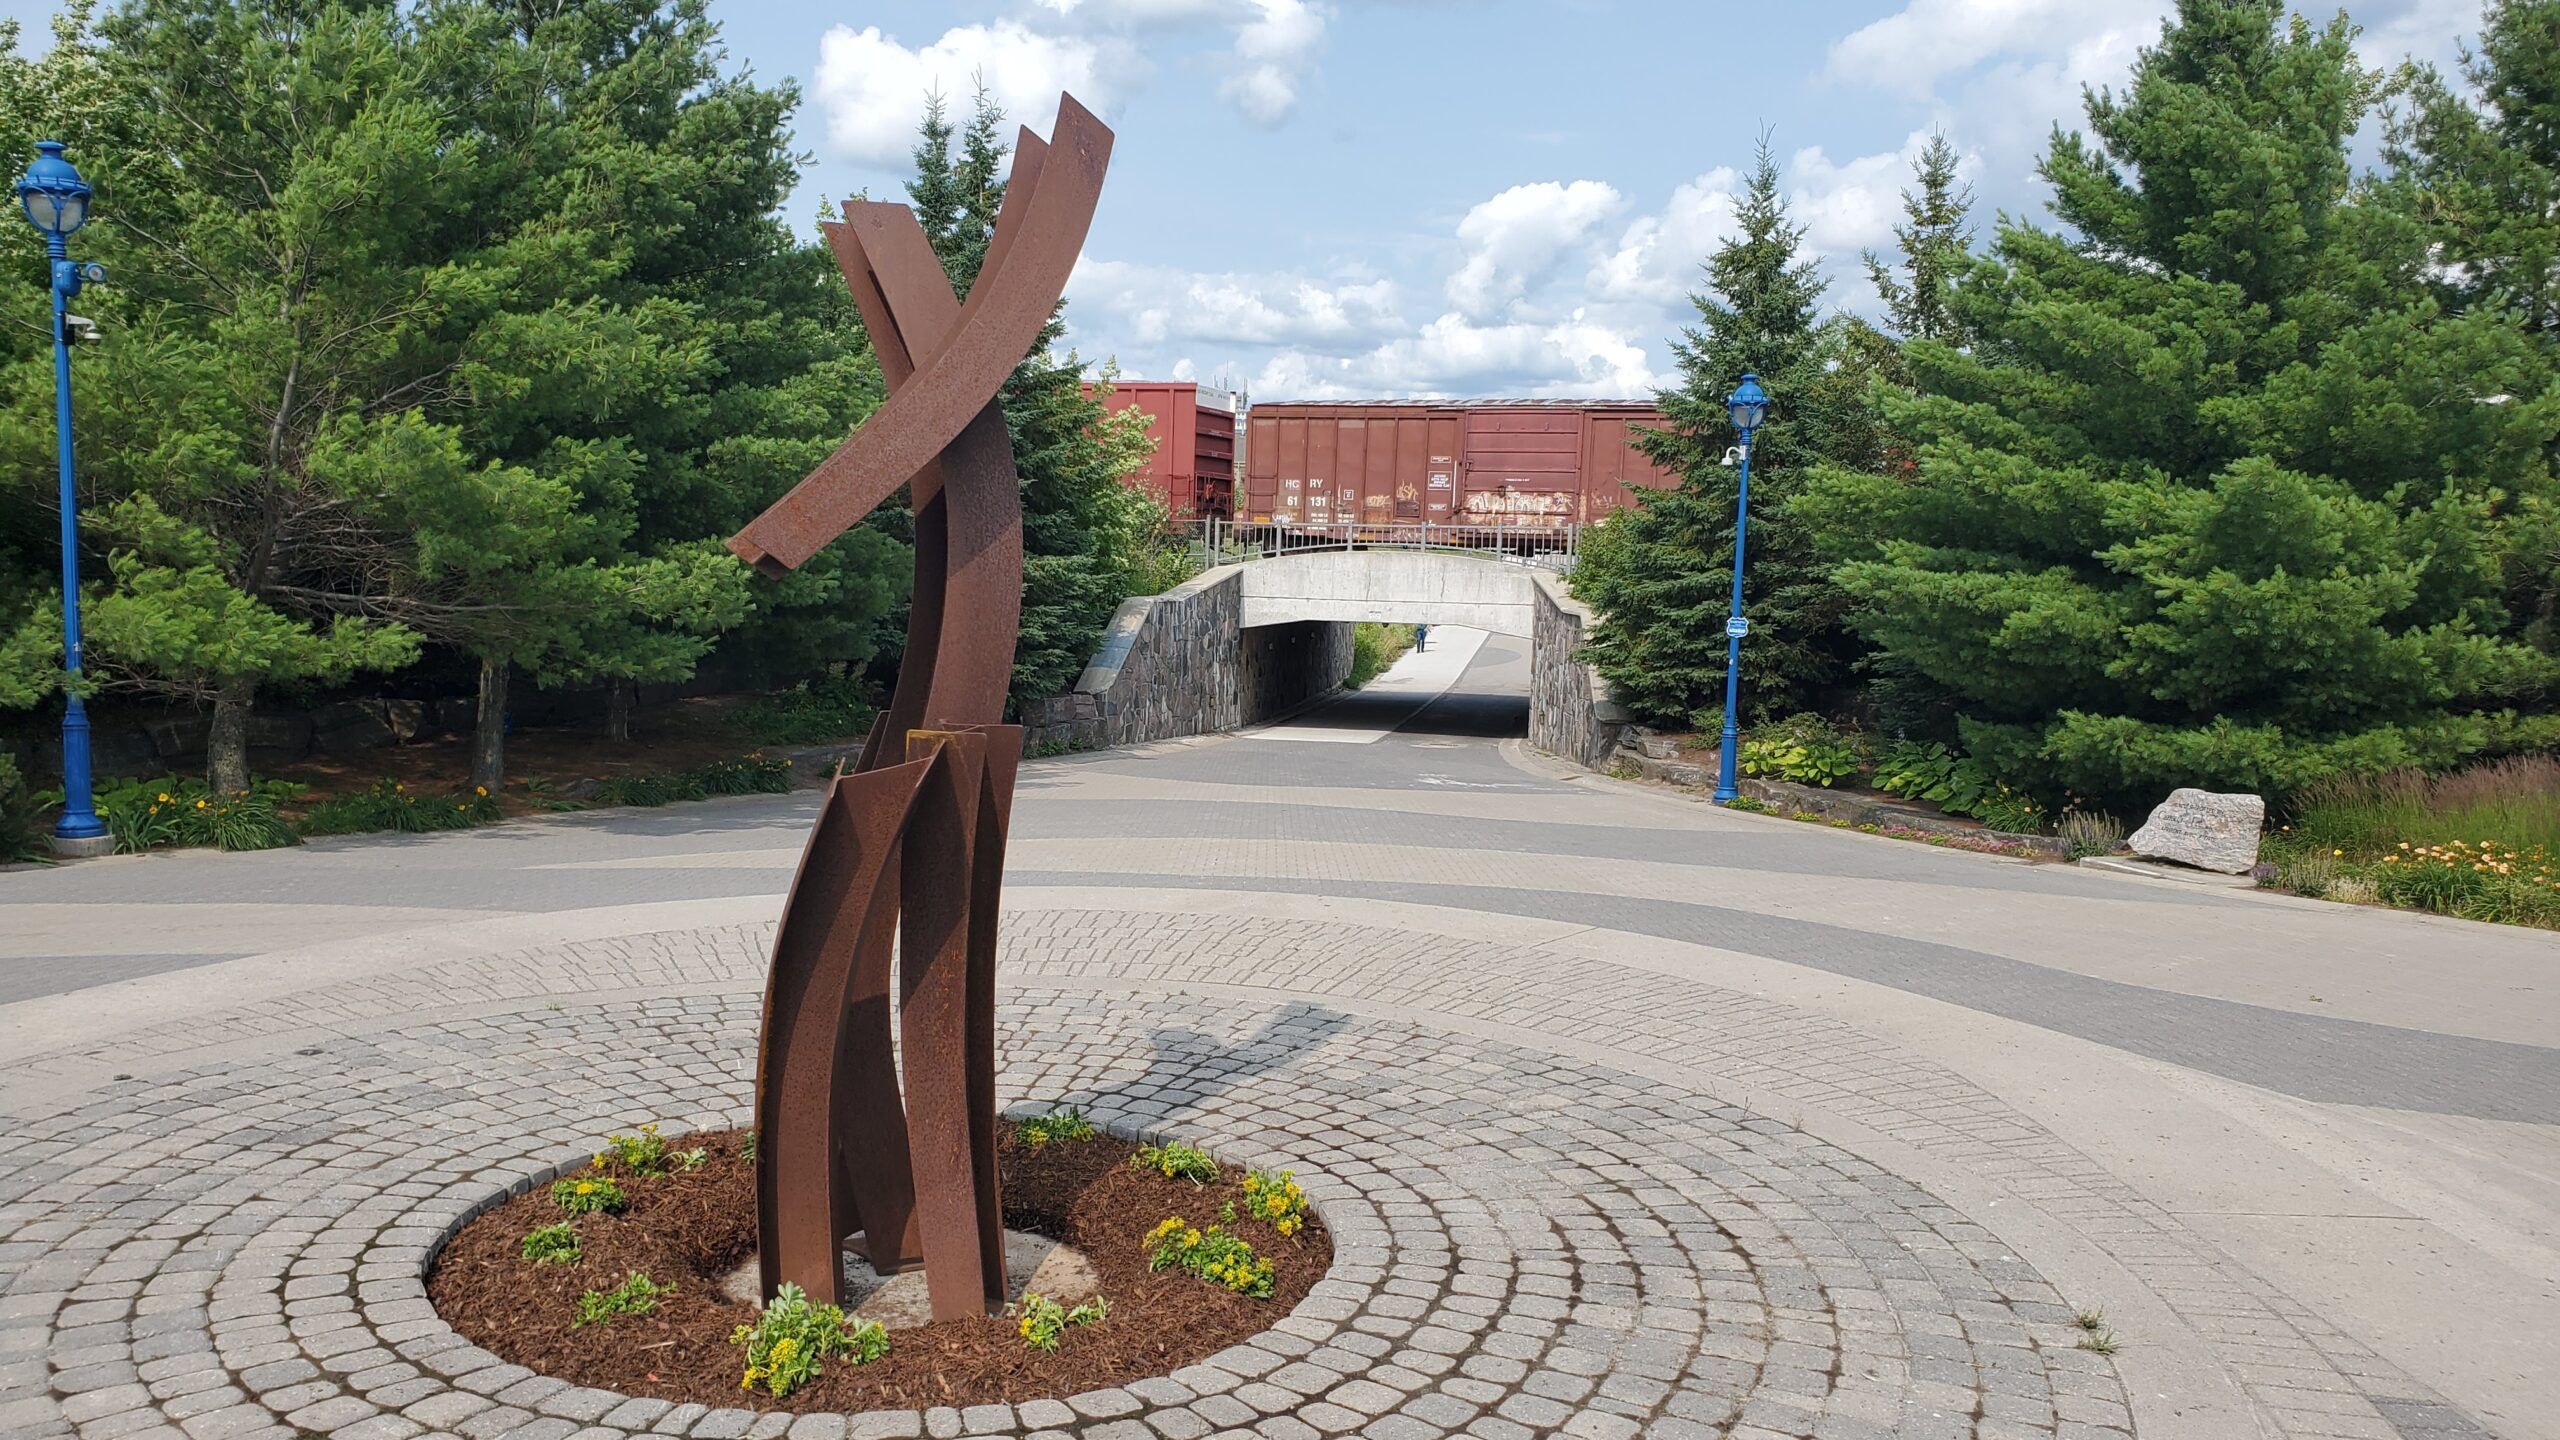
[1461,488,1576,518]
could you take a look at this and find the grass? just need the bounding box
[1345,622,1417,690]
[2262,756,2560,930]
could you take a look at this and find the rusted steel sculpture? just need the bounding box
[727,94,1111,1322]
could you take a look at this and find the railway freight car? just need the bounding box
[1085,380,1239,520]
[1239,400,1677,535]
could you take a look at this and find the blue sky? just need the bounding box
[0,0,2488,399]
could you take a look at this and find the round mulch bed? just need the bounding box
[426,1125,1332,1412]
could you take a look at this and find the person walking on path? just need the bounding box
[1414,624,1429,652]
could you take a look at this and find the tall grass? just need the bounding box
[2285,756,2560,856]
[1345,623,1417,690]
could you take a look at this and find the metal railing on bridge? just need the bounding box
[1183,518,1582,571]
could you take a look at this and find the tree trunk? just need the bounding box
[471,658,508,793]
[606,678,634,744]
[206,678,255,793]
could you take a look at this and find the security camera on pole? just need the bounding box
[1711,373,1769,807]
[17,140,113,857]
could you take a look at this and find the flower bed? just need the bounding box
[426,1122,1331,1412]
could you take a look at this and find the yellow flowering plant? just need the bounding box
[1011,1290,1108,1351]
[550,1171,627,1215]
[1239,1169,1308,1239]
[732,1282,887,1397]
[1145,1216,1275,1298]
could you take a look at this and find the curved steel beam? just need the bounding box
[727,94,1110,575]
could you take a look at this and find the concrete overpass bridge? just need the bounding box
[1021,523,1625,766]
[1235,543,1551,638]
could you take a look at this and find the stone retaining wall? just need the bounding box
[1019,565,1353,751]
[1526,571,1632,769]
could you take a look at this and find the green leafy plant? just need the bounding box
[1872,742,1991,812]
[1015,1106,1098,1147]
[1721,796,1774,814]
[551,1170,627,1216]
[1240,1169,1308,1239]
[0,755,44,864]
[1872,742,2047,833]
[741,1132,758,1163]
[95,775,301,852]
[293,778,499,837]
[597,1123,670,1177]
[675,1148,707,1171]
[1737,714,1865,787]
[520,1223,581,1265]
[732,1281,888,1397]
[743,674,878,746]
[1144,1216,1274,1298]
[1130,1141,1219,1185]
[591,754,790,808]
[1011,1291,1107,1351]
[574,1272,672,1327]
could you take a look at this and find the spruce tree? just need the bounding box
[1864,132,1974,345]
[1571,139,1883,727]
[2388,0,2560,651]
[1802,0,2560,809]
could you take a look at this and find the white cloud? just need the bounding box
[1591,169,1740,306]
[1246,309,1664,401]
[1069,257,1400,348]
[1826,0,2166,102]
[812,21,1124,165]
[1447,181,1624,318]
[1221,0,1327,125]
[1024,0,1330,127]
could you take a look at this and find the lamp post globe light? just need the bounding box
[18,140,112,857]
[1711,372,1769,806]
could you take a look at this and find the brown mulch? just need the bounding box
[273,697,803,818]
[427,1127,1332,1412]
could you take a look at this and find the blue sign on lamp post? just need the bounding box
[1712,372,1769,806]
[17,140,111,856]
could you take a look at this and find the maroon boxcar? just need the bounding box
[1087,381,1238,520]
[1239,400,1675,532]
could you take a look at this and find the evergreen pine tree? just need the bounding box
[1801,0,2560,809]
[1571,139,1883,727]
[2388,0,2560,650]
[1863,132,1975,344]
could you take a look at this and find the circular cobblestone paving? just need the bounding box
[0,918,2132,1440]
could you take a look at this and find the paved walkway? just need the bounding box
[2,632,2553,1440]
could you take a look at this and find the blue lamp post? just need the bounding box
[18,140,110,854]
[1711,372,1769,806]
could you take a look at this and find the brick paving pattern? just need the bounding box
[0,907,2496,1438]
